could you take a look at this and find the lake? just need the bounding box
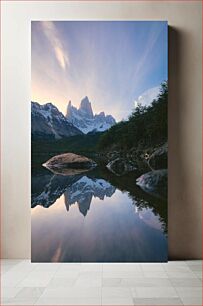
[31,160,167,262]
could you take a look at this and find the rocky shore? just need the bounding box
[104,143,168,198]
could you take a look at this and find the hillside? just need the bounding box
[98,82,168,152]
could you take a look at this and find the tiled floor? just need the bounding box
[1,260,202,305]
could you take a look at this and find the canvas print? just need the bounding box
[31,21,168,262]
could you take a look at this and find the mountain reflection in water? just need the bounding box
[32,173,116,217]
[64,176,116,216]
[31,168,167,262]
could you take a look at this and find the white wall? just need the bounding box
[1,1,202,259]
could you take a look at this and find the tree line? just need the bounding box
[98,82,168,151]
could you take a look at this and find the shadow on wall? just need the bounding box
[168,26,202,259]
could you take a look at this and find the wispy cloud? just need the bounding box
[32,21,167,121]
[41,21,69,70]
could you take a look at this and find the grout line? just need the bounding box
[1,260,203,306]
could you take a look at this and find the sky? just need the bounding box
[31,21,168,121]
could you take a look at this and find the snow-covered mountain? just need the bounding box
[31,102,83,140]
[66,96,116,134]
[134,85,161,108]
[32,172,116,217]
[64,176,116,216]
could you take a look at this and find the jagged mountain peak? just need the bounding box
[32,173,116,217]
[67,100,73,114]
[66,97,116,134]
[79,96,94,118]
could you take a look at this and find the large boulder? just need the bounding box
[136,169,167,198]
[106,158,136,176]
[43,153,97,175]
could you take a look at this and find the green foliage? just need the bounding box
[32,132,103,155]
[98,82,168,151]
[32,82,168,169]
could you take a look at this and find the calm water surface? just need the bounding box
[31,164,167,262]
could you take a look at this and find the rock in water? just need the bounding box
[149,143,168,170]
[106,158,136,176]
[136,169,167,198]
[43,153,97,175]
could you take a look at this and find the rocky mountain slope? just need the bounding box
[31,102,83,140]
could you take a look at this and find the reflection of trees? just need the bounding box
[131,200,167,234]
[88,166,167,234]
[31,165,167,233]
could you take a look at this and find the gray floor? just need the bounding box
[1,260,202,305]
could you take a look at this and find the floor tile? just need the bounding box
[2,272,30,287]
[15,287,45,298]
[17,271,55,287]
[78,271,102,278]
[2,287,23,299]
[102,287,132,298]
[133,297,183,305]
[175,287,202,298]
[81,263,102,272]
[35,297,101,305]
[54,270,80,278]
[102,278,122,287]
[164,265,192,272]
[102,297,134,305]
[1,265,15,274]
[2,296,39,305]
[189,264,202,272]
[32,263,60,272]
[1,259,24,266]
[75,277,102,287]
[194,271,202,279]
[41,287,101,298]
[102,287,131,299]
[186,260,202,266]
[170,277,202,287]
[103,264,142,273]
[180,296,202,305]
[47,277,76,288]
[123,277,172,287]
[166,271,197,278]
[166,261,187,266]
[1,259,202,306]
[1,299,10,305]
[140,264,165,272]
[134,286,178,298]
[143,271,168,278]
[56,264,82,272]
[103,271,144,278]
